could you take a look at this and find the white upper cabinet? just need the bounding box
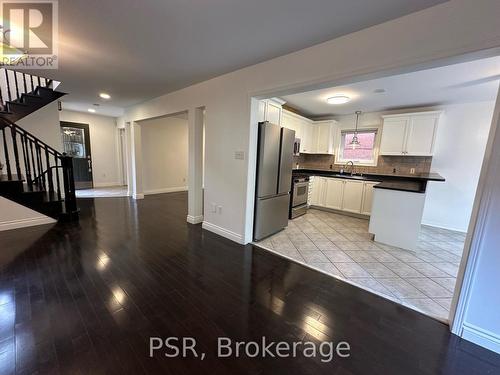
[379,117,409,155]
[380,111,441,156]
[281,110,303,139]
[259,98,285,125]
[405,114,440,156]
[258,100,267,123]
[266,100,282,125]
[280,108,337,154]
[315,121,336,154]
[301,123,314,153]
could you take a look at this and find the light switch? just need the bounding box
[234,151,245,160]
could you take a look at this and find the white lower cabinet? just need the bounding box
[309,177,379,215]
[309,176,326,206]
[324,178,344,210]
[361,182,378,215]
[341,180,364,213]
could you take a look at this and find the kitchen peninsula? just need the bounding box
[293,168,445,251]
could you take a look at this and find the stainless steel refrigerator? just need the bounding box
[254,121,295,241]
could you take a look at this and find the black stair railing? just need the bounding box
[0,68,52,111]
[0,118,77,216]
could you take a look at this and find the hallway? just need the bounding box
[0,193,498,374]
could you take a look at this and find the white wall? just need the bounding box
[423,101,495,232]
[335,102,495,233]
[139,115,188,194]
[453,89,500,354]
[0,101,60,230]
[122,0,500,245]
[59,110,122,187]
[17,100,62,151]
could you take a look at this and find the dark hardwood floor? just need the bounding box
[0,192,499,375]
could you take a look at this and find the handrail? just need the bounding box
[0,117,77,215]
[0,68,55,111]
[31,165,62,183]
[1,118,62,157]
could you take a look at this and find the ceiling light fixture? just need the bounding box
[327,95,351,105]
[88,108,96,113]
[349,111,362,149]
[99,93,111,99]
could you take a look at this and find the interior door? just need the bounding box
[60,121,93,189]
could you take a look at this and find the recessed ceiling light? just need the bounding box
[88,108,96,113]
[327,95,351,105]
[99,93,111,99]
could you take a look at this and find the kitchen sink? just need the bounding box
[333,173,367,180]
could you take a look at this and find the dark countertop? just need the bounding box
[373,180,425,193]
[292,168,445,193]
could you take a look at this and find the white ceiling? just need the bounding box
[29,0,447,117]
[282,56,500,117]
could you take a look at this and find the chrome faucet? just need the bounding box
[344,161,355,175]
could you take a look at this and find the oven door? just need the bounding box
[292,181,309,207]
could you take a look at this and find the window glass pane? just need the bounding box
[341,131,376,162]
[61,127,86,158]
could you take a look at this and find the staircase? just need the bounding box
[0,68,78,222]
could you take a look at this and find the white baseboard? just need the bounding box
[133,193,144,199]
[0,216,56,231]
[144,186,188,195]
[93,182,124,188]
[462,323,500,354]
[421,221,467,233]
[202,221,245,244]
[187,215,203,224]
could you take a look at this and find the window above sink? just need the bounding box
[336,129,378,166]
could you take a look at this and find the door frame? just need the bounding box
[60,121,94,189]
[450,85,500,338]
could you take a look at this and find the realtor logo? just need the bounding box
[0,0,58,68]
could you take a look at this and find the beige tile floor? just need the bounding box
[76,186,129,198]
[255,209,465,322]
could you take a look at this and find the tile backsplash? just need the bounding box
[293,154,432,175]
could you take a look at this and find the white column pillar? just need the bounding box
[187,107,204,224]
[130,121,144,199]
[125,122,134,197]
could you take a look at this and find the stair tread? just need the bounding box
[21,93,43,99]
[21,188,62,201]
[7,100,29,106]
[0,174,24,182]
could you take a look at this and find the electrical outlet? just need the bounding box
[410,168,415,174]
[217,205,222,214]
[211,203,217,213]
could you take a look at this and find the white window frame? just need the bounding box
[335,128,380,166]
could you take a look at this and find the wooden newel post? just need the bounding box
[61,154,78,218]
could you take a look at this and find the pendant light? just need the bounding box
[350,111,362,149]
